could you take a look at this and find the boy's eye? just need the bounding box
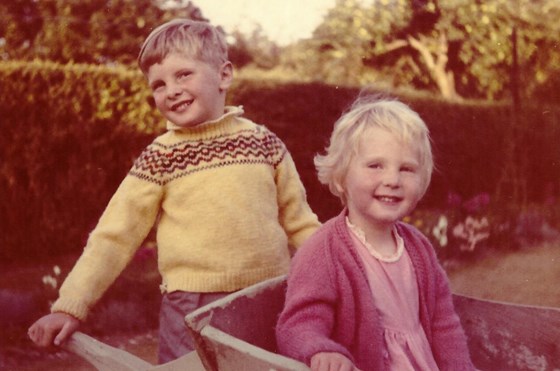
[150,81,164,91]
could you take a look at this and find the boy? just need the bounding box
[29,19,320,363]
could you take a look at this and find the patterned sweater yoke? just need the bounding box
[130,109,287,186]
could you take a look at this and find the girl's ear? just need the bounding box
[334,180,345,196]
[219,61,233,91]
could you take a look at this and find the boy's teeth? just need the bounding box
[173,101,192,111]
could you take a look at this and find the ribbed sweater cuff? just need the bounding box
[50,298,90,321]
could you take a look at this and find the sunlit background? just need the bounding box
[1,0,559,369]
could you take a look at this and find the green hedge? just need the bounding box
[0,61,160,261]
[231,82,559,219]
[1,61,558,261]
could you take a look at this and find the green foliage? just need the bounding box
[228,26,280,70]
[0,0,207,64]
[230,79,560,221]
[278,0,560,101]
[0,60,162,261]
[3,0,558,103]
[1,61,559,262]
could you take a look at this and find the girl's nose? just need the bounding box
[382,169,400,188]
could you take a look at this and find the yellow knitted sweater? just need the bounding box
[51,106,320,320]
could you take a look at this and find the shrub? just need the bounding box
[0,61,159,261]
[1,61,558,261]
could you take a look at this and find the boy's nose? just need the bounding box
[167,83,183,98]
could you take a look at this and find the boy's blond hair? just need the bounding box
[138,19,229,75]
[315,94,434,204]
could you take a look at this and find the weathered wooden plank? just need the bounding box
[198,326,309,371]
[62,332,205,371]
[62,331,152,371]
[185,275,309,371]
[150,351,205,371]
[453,294,560,371]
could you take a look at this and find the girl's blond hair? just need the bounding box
[315,94,434,204]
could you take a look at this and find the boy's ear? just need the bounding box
[219,61,233,91]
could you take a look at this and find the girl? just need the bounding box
[276,95,474,371]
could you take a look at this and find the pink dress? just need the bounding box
[346,220,440,371]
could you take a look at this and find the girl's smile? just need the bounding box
[338,126,424,239]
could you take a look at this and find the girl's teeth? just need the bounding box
[378,196,398,202]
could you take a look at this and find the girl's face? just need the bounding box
[337,126,425,236]
[147,52,232,128]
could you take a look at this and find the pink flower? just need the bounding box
[462,193,490,213]
[446,192,462,208]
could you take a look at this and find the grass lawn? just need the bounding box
[0,252,160,370]
[446,242,560,308]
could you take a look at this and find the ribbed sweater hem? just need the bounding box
[163,265,289,293]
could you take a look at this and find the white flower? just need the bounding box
[432,215,449,247]
[453,216,490,252]
[42,275,58,289]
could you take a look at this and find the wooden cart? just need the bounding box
[64,275,560,370]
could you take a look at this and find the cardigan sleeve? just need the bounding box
[50,173,163,320]
[274,150,321,248]
[276,230,355,365]
[403,224,475,370]
[429,261,476,370]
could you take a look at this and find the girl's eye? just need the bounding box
[368,163,382,169]
[178,71,192,80]
[401,166,416,173]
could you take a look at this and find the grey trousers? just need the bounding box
[158,290,230,364]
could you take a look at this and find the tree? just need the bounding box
[296,0,395,86]
[0,0,207,64]
[228,25,280,70]
[283,0,560,101]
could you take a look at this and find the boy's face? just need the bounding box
[147,52,232,128]
[337,126,424,235]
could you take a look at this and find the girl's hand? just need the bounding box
[28,312,80,347]
[310,352,362,371]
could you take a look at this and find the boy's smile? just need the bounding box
[147,52,232,128]
[338,126,424,238]
[170,98,193,112]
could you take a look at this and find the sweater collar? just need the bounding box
[165,105,244,133]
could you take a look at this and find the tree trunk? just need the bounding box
[407,32,460,100]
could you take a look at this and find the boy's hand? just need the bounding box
[310,352,362,371]
[28,312,80,347]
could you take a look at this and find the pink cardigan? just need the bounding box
[276,210,475,371]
